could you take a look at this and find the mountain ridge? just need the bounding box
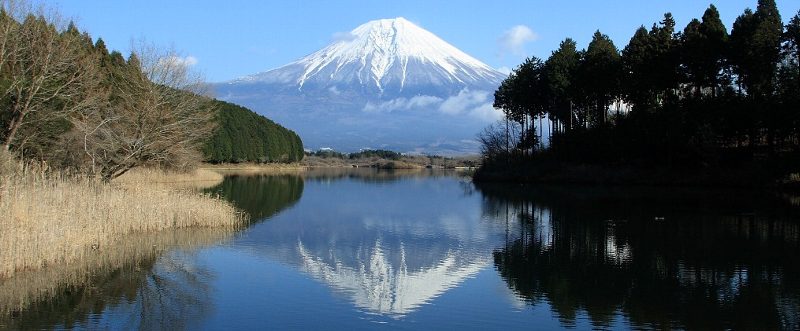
[214,17,506,154]
[227,17,504,97]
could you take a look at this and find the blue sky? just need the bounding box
[56,0,799,83]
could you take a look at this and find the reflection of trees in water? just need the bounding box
[116,250,213,330]
[0,230,226,330]
[207,174,304,221]
[208,169,468,222]
[478,184,800,330]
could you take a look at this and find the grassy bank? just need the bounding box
[0,159,245,280]
[115,167,226,190]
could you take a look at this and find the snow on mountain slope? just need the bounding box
[231,17,505,96]
[216,17,507,154]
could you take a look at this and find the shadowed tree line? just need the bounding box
[478,2,800,185]
[476,183,800,329]
[0,1,302,181]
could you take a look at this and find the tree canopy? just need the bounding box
[0,3,304,179]
[480,3,800,183]
[203,101,303,164]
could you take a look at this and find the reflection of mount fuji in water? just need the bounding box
[248,213,495,317]
[297,238,488,316]
[230,170,501,317]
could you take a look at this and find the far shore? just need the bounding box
[473,160,800,191]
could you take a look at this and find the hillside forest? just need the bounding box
[0,5,302,181]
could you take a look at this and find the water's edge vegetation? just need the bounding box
[0,0,304,323]
[0,0,294,283]
[0,151,246,281]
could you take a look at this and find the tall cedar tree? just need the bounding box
[577,31,621,126]
[699,5,729,96]
[649,13,680,103]
[544,38,580,132]
[621,26,655,111]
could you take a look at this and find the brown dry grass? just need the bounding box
[0,227,232,315]
[114,167,225,190]
[200,163,307,177]
[0,156,245,280]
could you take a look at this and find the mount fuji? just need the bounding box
[214,17,506,154]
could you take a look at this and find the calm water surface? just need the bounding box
[3,169,800,330]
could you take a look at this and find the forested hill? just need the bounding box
[203,101,304,163]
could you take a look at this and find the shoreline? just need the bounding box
[0,228,232,320]
[473,161,796,190]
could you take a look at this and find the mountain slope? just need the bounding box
[215,17,506,154]
[233,17,504,97]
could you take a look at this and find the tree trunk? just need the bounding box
[3,109,23,151]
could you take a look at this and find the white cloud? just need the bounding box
[407,95,442,108]
[467,102,505,122]
[438,89,503,121]
[363,98,409,113]
[362,95,443,113]
[361,89,503,122]
[175,55,198,67]
[497,66,512,75]
[439,89,489,115]
[159,55,199,69]
[332,31,357,42]
[498,25,538,56]
[328,86,341,95]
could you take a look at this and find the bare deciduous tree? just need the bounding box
[0,0,99,152]
[478,121,519,162]
[73,42,216,181]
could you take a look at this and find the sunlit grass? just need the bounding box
[114,167,226,190]
[0,156,245,280]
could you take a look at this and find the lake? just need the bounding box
[2,168,799,330]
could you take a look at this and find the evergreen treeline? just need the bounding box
[305,149,402,160]
[203,101,303,163]
[348,149,402,160]
[480,1,800,184]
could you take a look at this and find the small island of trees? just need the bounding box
[477,1,800,187]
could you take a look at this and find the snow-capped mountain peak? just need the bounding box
[233,17,504,96]
[217,17,507,154]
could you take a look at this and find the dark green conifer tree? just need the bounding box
[622,26,655,111]
[544,38,580,133]
[577,31,621,125]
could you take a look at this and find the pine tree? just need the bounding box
[680,19,704,95]
[752,0,783,97]
[544,38,580,132]
[577,31,621,125]
[699,4,729,96]
[622,26,654,111]
[649,13,680,102]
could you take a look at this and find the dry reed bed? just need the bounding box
[0,165,245,280]
[114,167,225,190]
[0,228,232,316]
